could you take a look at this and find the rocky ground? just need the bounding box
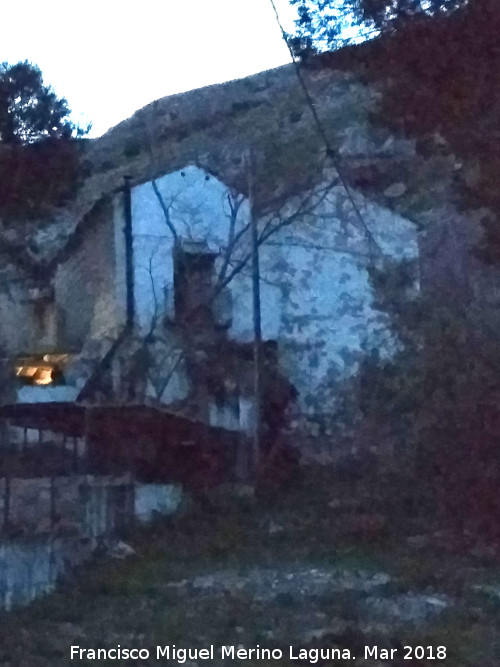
[0,468,499,666]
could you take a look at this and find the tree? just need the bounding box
[0,62,89,221]
[0,61,87,144]
[288,0,467,50]
[332,254,500,543]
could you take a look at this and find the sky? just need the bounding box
[1,0,298,138]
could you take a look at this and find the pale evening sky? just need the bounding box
[1,0,297,138]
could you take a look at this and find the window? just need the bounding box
[173,240,217,328]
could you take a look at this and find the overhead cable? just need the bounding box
[268,0,384,257]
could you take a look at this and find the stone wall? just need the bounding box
[0,278,32,357]
[0,474,132,611]
[0,535,92,611]
[54,201,119,350]
[0,475,134,536]
[0,478,182,611]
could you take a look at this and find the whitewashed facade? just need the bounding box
[115,164,417,423]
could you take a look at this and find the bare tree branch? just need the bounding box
[145,245,161,340]
[141,153,364,345]
[155,350,184,401]
[217,192,246,285]
[211,177,338,296]
[151,179,178,242]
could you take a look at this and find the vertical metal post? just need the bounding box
[249,150,262,477]
[3,476,10,530]
[123,175,135,329]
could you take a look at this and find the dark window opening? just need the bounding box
[173,240,217,328]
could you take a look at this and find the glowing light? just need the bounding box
[16,365,54,385]
[16,366,38,378]
[33,368,53,385]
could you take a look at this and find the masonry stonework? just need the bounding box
[54,201,119,350]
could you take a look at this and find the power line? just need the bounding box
[268,0,384,258]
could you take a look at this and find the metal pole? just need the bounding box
[3,476,10,530]
[123,175,135,328]
[249,150,262,477]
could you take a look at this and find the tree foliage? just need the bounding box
[0,61,87,144]
[339,258,500,543]
[289,0,468,50]
[0,62,89,221]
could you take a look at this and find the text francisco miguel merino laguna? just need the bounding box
[70,644,419,662]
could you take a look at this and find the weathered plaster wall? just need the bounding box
[0,279,32,357]
[0,261,73,360]
[271,193,416,414]
[54,201,119,350]
[122,165,417,420]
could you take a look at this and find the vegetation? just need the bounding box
[0,61,86,144]
[288,0,468,51]
[286,0,500,547]
[334,257,500,544]
[0,62,89,222]
[288,0,500,223]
